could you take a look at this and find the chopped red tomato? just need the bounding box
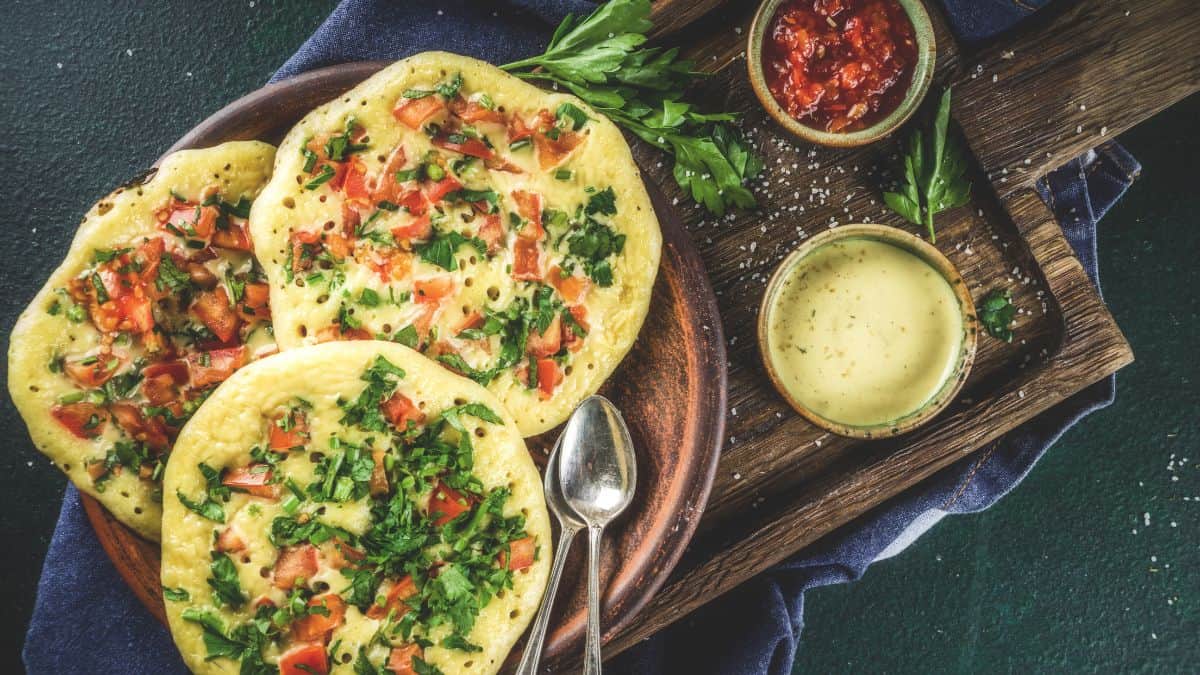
[413,277,454,303]
[369,448,390,497]
[511,190,544,239]
[342,157,371,204]
[477,214,504,254]
[371,145,409,203]
[534,129,583,168]
[393,95,446,129]
[273,544,319,590]
[500,536,536,571]
[381,392,425,430]
[368,249,413,283]
[450,97,505,125]
[141,360,187,406]
[216,526,246,553]
[507,114,535,144]
[422,175,463,204]
[564,305,589,352]
[51,402,107,439]
[211,222,253,251]
[455,311,484,335]
[291,594,346,643]
[432,134,495,160]
[221,464,279,499]
[367,576,418,620]
[429,481,471,526]
[396,189,428,216]
[64,354,124,388]
[323,232,354,261]
[279,643,328,675]
[186,345,248,388]
[387,643,423,675]
[85,268,156,335]
[412,303,438,342]
[269,409,309,451]
[237,283,271,322]
[536,358,563,400]
[548,266,590,304]
[114,288,156,334]
[191,287,240,344]
[161,203,219,239]
[512,238,542,281]
[391,213,432,242]
[110,403,171,451]
[290,229,322,276]
[527,314,562,357]
[323,538,366,570]
[132,238,165,286]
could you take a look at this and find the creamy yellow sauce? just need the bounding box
[766,238,963,427]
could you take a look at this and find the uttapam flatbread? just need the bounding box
[161,341,551,675]
[249,51,662,436]
[7,141,277,540]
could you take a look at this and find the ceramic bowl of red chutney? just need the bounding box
[747,0,936,147]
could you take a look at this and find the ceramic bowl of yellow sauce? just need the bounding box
[758,224,977,438]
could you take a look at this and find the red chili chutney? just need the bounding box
[764,0,917,133]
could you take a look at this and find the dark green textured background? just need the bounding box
[0,1,1194,672]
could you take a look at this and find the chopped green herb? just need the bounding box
[304,164,337,190]
[979,289,1017,342]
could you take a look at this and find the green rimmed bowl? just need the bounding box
[757,224,977,439]
[746,0,937,148]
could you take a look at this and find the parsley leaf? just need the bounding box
[979,289,1017,342]
[415,229,488,272]
[207,551,247,609]
[177,489,225,523]
[502,0,761,216]
[162,586,190,602]
[156,256,192,293]
[883,87,971,243]
[338,356,406,431]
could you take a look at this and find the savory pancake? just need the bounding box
[160,341,551,675]
[249,51,662,436]
[7,141,277,540]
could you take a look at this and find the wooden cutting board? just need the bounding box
[553,0,1197,667]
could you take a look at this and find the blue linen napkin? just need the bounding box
[23,1,1140,673]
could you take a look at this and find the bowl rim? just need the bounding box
[756,224,978,439]
[746,0,938,148]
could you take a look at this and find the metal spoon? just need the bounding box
[557,395,638,675]
[515,431,585,675]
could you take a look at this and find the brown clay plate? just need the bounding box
[80,61,726,668]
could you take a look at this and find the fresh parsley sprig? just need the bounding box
[979,289,1016,342]
[884,87,972,243]
[502,0,762,216]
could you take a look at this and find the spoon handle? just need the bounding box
[516,524,581,675]
[583,524,605,675]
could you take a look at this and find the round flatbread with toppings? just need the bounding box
[249,51,662,436]
[7,141,277,540]
[161,341,551,675]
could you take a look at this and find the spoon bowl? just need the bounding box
[557,395,637,524]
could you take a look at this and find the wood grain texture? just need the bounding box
[951,0,1200,200]
[81,62,727,667]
